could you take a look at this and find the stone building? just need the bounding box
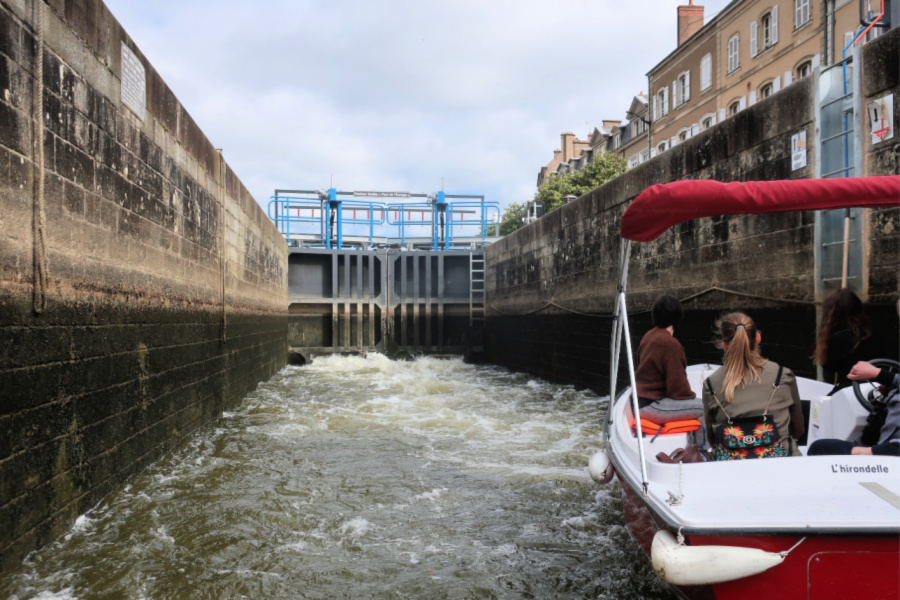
[648,0,897,156]
[535,132,590,186]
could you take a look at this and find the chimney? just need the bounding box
[560,132,576,161]
[677,1,704,46]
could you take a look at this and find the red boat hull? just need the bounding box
[619,480,900,600]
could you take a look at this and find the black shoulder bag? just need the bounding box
[705,365,788,460]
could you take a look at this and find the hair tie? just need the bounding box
[735,323,746,329]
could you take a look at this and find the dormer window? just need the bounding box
[760,82,774,98]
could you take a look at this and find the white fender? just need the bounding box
[588,451,615,484]
[651,529,785,586]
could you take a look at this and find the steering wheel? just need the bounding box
[853,358,900,413]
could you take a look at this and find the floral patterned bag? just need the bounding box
[705,366,787,460]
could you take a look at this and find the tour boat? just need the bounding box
[588,176,900,600]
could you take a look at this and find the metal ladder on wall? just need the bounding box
[469,253,485,333]
[814,46,863,297]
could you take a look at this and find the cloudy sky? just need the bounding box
[103,0,734,211]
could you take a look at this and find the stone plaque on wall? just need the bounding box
[120,42,146,120]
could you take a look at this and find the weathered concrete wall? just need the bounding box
[0,0,288,569]
[486,28,899,394]
[862,28,900,305]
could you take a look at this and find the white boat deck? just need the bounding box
[609,364,900,534]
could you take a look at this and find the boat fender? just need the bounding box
[588,451,615,484]
[650,529,785,586]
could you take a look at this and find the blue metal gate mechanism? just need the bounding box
[269,188,501,250]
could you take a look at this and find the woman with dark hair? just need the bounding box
[813,289,884,395]
[634,294,701,424]
[702,312,805,458]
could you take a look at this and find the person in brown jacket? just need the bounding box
[635,294,703,424]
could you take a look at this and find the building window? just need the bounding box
[656,88,669,120]
[728,34,740,73]
[613,134,621,149]
[657,141,668,154]
[762,13,773,48]
[678,130,689,143]
[752,8,778,56]
[795,0,810,27]
[760,82,774,98]
[631,119,646,136]
[729,101,741,116]
[640,148,650,163]
[678,71,690,105]
[797,60,812,78]
[700,54,712,91]
[702,116,713,129]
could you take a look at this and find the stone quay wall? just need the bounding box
[485,28,899,395]
[0,0,288,569]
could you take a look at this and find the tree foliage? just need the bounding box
[498,202,527,236]
[535,152,628,213]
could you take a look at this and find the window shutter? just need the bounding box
[795,0,800,27]
[691,123,700,136]
[749,90,757,105]
[811,53,820,68]
[718,108,726,121]
[784,70,793,85]
[653,95,658,121]
[650,148,657,158]
[772,76,781,92]
[750,22,758,57]
[670,136,677,147]
[684,71,691,101]
[844,31,854,48]
[672,81,678,107]
[738,96,747,110]
[701,55,711,90]
[663,87,669,115]
[772,6,779,44]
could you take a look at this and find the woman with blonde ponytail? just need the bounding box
[702,313,805,458]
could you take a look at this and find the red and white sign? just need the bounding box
[868,94,894,144]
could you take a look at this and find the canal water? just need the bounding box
[1,355,675,600]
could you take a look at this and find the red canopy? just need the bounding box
[620,176,900,242]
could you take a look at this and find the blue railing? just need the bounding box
[269,188,499,250]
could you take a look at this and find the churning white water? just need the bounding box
[1,355,675,599]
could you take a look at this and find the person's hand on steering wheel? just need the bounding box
[848,359,900,413]
[848,361,882,382]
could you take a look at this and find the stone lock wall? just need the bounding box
[485,28,899,394]
[0,0,288,569]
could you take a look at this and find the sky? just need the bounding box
[102,0,735,212]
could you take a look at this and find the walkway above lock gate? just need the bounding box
[269,188,502,250]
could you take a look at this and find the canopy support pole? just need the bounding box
[610,239,650,496]
[841,208,851,288]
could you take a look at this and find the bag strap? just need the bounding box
[760,364,784,417]
[705,377,732,422]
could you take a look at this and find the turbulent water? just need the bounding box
[1,355,675,600]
